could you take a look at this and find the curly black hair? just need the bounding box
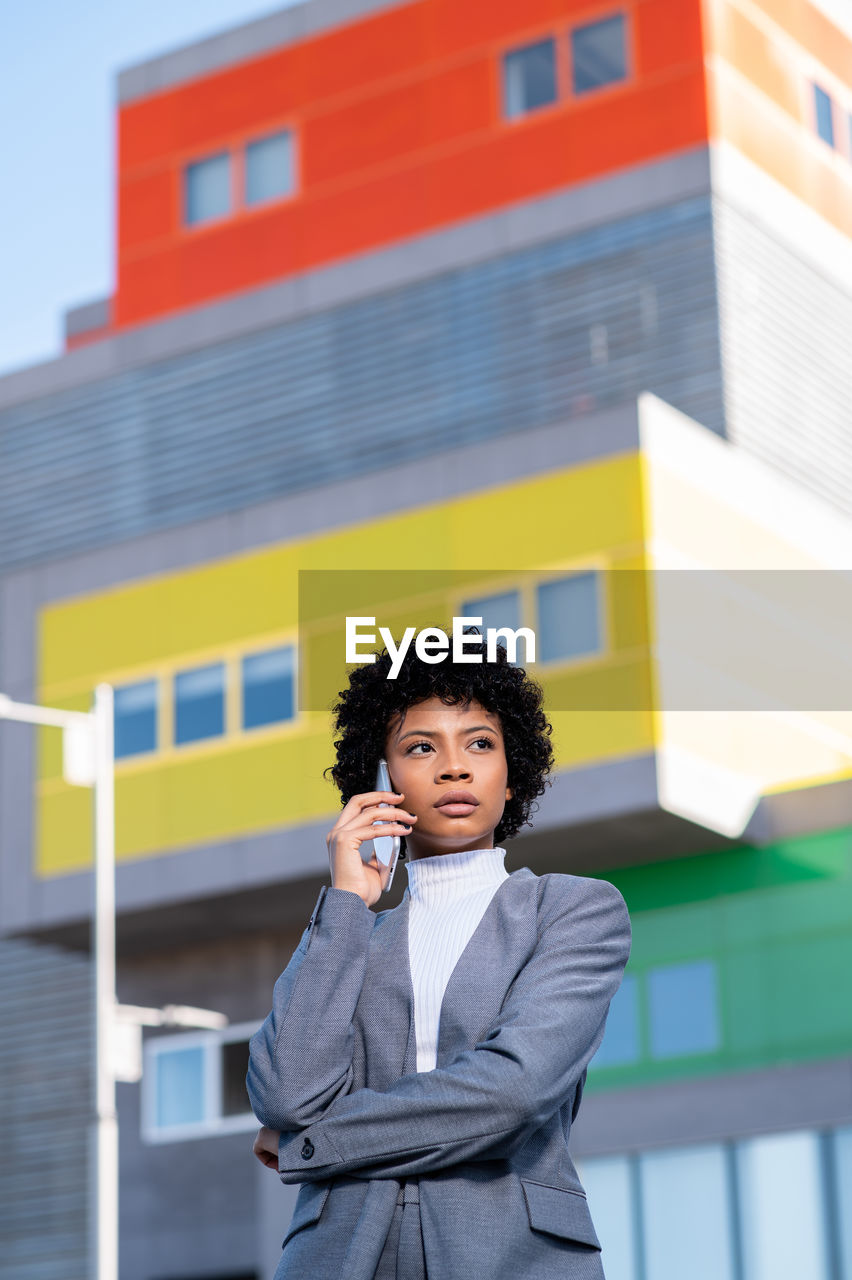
[323,624,554,849]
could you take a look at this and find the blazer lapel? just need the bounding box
[435,866,537,1064]
[359,887,417,1086]
[359,866,538,1084]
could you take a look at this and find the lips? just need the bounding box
[434,791,479,810]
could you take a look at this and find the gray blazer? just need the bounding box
[247,866,631,1280]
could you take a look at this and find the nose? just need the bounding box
[438,759,472,781]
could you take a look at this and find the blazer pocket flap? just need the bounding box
[282,1181,332,1247]
[520,1179,602,1250]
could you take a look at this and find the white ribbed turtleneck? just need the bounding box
[404,846,509,1072]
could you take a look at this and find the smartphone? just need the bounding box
[362,757,403,893]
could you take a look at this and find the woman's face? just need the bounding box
[383,695,513,860]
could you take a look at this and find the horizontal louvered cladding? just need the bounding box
[0,197,721,573]
[0,939,91,1280]
[714,196,852,519]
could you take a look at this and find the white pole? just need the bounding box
[93,684,117,1280]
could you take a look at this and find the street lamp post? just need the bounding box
[0,686,227,1280]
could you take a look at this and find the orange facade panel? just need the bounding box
[115,0,708,328]
[745,0,852,86]
[708,61,852,239]
[704,0,852,241]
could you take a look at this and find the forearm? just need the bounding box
[276,1049,577,1184]
[247,885,375,1130]
[278,879,630,1182]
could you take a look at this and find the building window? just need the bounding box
[114,679,158,759]
[591,972,640,1066]
[536,571,601,663]
[154,1043,206,1128]
[174,662,225,745]
[641,1144,735,1280]
[571,14,627,95]
[245,130,294,206]
[834,1125,852,1279]
[221,1038,252,1117]
[574,1156,636,1278]
[736,1131,831,1280]
[647,958,720,1058]
[184,152,232,225]
[242,645,295,730]
[813,84,835,146]
[577,1126,849,1280]
[143,1024,260,1141]
[460,589,526,662]
[502,38,558,119]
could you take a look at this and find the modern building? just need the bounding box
[1,1,851,1278]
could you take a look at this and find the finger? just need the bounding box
[347,790,405,813]
[341,804,417,826]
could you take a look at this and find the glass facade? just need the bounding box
[571,15,628,95]
[737,1130,831,1280]
[114,678,158,758]
[502,38,558,118]
[577,1126,852,1280]
[184,152,232,225]
[245,130,294,205]
[640,1145,735,1280]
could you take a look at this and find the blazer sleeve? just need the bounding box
[246,886,377,1131]
[274,875,631,1183]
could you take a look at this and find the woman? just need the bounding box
[247,627,631,1280]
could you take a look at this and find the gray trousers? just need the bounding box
[372,1179,427,1280]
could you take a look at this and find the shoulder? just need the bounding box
[533,868,627,907]
[529,870,631,939]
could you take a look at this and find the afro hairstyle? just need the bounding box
[323,624,554,851]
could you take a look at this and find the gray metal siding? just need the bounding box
[0,196,721,576]
[714,196,852,519]
[0,938,92,1280]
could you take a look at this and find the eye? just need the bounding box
[406,741,433,755]
[473,737,496,749]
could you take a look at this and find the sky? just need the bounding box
[1,0,850,382]
[0,0,297,381]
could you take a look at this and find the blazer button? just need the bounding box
[301,1139,315,1160]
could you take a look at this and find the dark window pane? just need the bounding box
[114,679,158,758]
[174,662,225,744]
[245,130,294,205]
[185,152,231,225]
[571,14,627,94]
[503,38,558,119]
[242,646,295,729]
[814,84,835,147]
[222,1039,252,1117]
[536,572,601,662]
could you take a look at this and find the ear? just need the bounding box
[505,785,513,801]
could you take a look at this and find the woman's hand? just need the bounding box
[253,1125,282,1170]
[326,789,418,908]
